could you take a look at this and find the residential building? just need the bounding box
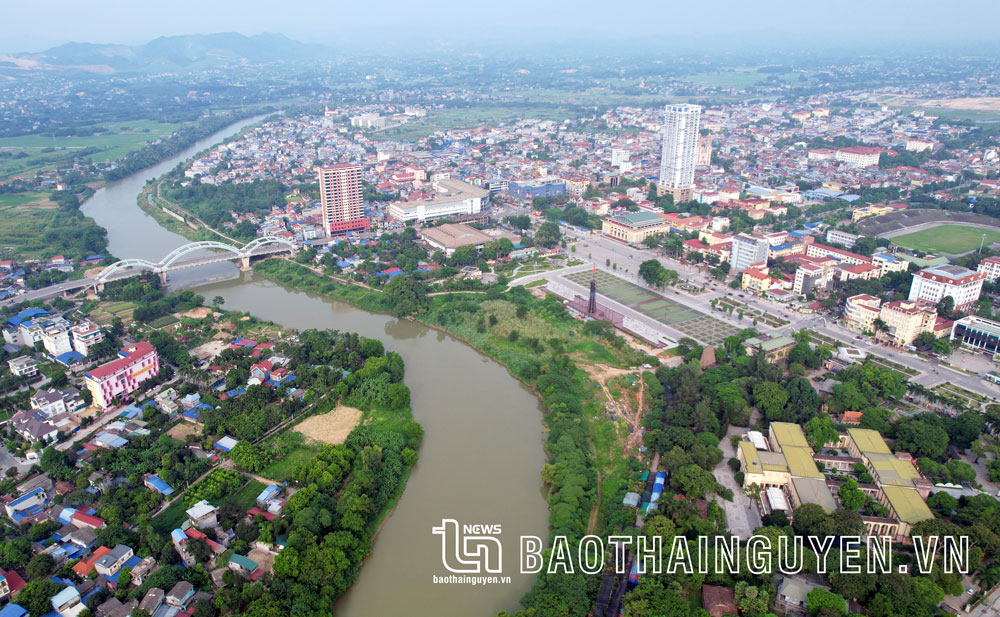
[70,322,104,356]
[186,500,219,528]
[84,342,159,409]
[844,294,882,333]
[94,545,133,577]
[318,164,367,235]
[878,299,950,346]
[166,581,195,609]
[601,211,671,244]
[977,256,1000,283]
[41,323,72,357]
[658,104,701,202]
[950,315,1000,355]
[387,179,488,223]
[908,264,985,312]
[7,356,37,378]
[419,223,494,256]
[825,229,859,248]
[610,148,632,171]
[50,586,85,617]
[696,131,712,167]
[730,233,771,273]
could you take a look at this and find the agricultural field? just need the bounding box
[183,468,246,506]
[0,120,182,179]
[891,225,1000,254]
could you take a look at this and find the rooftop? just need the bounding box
[881,485,934,524]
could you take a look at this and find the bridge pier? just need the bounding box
[239,255,251,271]
[158,271,169,287]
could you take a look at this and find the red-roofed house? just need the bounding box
[0,568,25,598]
[71,511,106,530]
[84,342,159,409]
[73,545,112,577]
[250,360,273,381]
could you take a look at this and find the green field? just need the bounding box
[891,225,1000,254]
[0,120,181,179]
[374,105,581,142]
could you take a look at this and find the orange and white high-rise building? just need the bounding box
[318,164,368,235]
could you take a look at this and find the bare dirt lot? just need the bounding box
[167,422,198,440]
[894,96,1000,111]
[294,405,364,445]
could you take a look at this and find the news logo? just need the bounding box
[432,519,503,574]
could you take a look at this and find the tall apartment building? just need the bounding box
[658,104,701,202]
[318,164,368,235]
[908,264,985,312]
[730,233,770,273]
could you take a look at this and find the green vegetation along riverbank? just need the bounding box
[254,257,652,616]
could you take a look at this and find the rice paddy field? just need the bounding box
[563,269,740,344]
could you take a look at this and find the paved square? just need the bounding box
[564,270,740,345]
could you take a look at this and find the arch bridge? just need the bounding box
[95,236,298,286]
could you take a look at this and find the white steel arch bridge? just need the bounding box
[95,236,297,283]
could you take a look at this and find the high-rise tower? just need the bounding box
[657,104,701,202]
[318,164,368,235]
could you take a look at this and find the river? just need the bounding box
[79,119,549,616]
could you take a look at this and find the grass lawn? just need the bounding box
[259,431,321,482]
[891,225,1000,254]
[225,480,267,510]
[153,500,189,534]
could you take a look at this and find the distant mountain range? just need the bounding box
[5,32,334,73]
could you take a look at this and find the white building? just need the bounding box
[825,229,859,249]
[8,356,38,378]
[41,324,72,357]
[977,256,1000,283]
[610,148,632,172]
[908,264,986,312]
[872,253,910,276]
[834,147,883,168]
[658,104,701,199]
[387,179,488,223]
[730,233,771,273]
[70,322,104,356]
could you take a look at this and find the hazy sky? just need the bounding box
[3,0,999,54]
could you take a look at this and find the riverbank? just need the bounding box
[136,184,219,243]
[252,258,650,616]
